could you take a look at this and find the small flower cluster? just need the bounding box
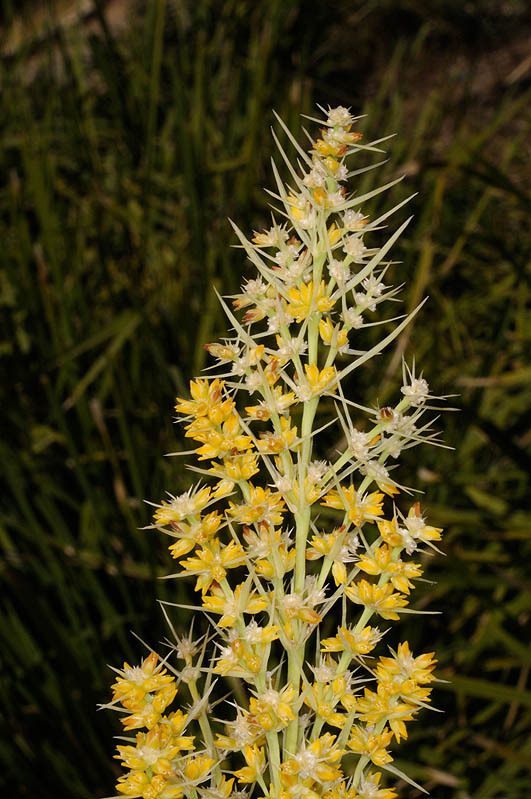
[104,106,447,799]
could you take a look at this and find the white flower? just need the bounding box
[327,190,345,208]
[403,513,429,542]
[401,376,429,406]
[282,592,304,614]
[273,474,294,494]
[378,408,403,432]
[362,274,386,296]
[343,209,367,231]
[361,460,391,485]
[274,244,299,266]
[326,105,354,127]
[276,335,307,359]
[267,306,292,333]
[294,748,319,779]
[358,770,393,798]
[273,258,307,286]
[307,460,328,484]
[175,631,202,661]
[295,381,313,402]
[341,532,359,560]
[311,659,336,683]
[253,226,289,247]
[297,208,317,229]
[348,429,370,461]
[223,710,258,749]
[336,163,348,181]
[245,371,262,391]
[343,307,364,328]
[328,258,351,285]
[180,665,201,683]
[242,278,267,299]
[304,576,326,606]
[401,530,418,555]
[354,291,376,313]
[344,234,367,261]
[303,168,326,188]
[387,440,404,459]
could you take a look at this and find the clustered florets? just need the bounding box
[104,105,446,799]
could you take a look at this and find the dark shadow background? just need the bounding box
[1,1,530,797]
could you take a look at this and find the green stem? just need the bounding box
[266,728,281,794]
[188,679,220,779]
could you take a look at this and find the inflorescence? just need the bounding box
[102,104,448,799]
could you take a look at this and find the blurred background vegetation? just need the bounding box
[1,0,530,797]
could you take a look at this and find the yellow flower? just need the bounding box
[348,725,394,766]
[245,404,271,421]
[286,280,334,322]
[249,684,297,731]
[305,679,347,727]
[209,453,259,482]
[115,721,194,773]
[179,540,246,593]
[281,734,344,783]
[314,138,346,157]
[292,477,321,506]
[212,479,235,499]
[376,641,437,685]
[357,680,418,741]
[116,771,183,799]
[257,416,298,454]
[306,529,350,583]
[120,682,178,730]
[344,579,408,620]
[166,709,189,735]
[233,745,266,783]
[188,412,254,460]
[304,667,353,726]
[321,486,384,526]
[313,187,328,206]
[286,192,315,226]
[112,653,175,709]
[327,222,342,246]
[214,628,277,678]
[175,378,234,424]
[357,544,423,594]
[228,485,286,526]
[299,363,336,398]
[323,156,340,174]
[321,625,382,655]
[202,582,268,627]
[319,318,348,349]
[307,529,342,558]
[252,227,286,246]
[167,512,222,559]
[204,341,239,361]
[324,772,396,799]
[255,543,295,580]
[404,502,443,545]
[377,518,403,547]
[183,754,216,783]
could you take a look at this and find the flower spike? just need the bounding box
[104,105,449,799]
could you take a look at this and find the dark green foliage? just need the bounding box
[0,1,530,797]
